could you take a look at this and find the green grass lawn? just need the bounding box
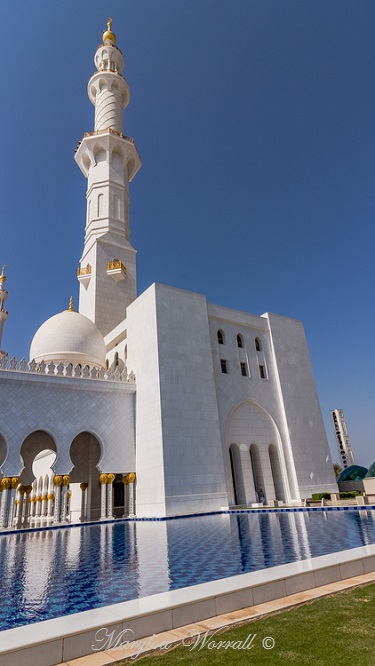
[116,583,375,666]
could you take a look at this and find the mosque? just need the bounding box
[0,21,337,528]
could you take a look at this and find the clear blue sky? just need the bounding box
[1,1,374,466]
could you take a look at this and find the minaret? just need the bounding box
[0,265,8,357]
[75,19,141,336]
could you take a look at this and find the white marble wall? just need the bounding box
[0,370,136,477]
[207,304,337,501]
[265,313,338,496]
[126,285,166,516]
[127,283,228,517]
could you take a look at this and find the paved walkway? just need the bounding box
[59,570,375,665]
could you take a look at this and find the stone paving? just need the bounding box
[60,570,375,666]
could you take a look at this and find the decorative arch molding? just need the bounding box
[225,398,282,445]
[19,429,58,485]
[69,431,102,481]
[67,428,104,470]
[225,399,290,503]
[0,432,7,470]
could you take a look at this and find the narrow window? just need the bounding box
[217,330,224,345]
[105,359,109,370]
[259,364,266,379]
[240,362,247,377]
[114,352,119,368]
[220,359,228,374]
[255,337,262,352]
[237,334,243,348]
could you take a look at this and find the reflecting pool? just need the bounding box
[1,509,375,630]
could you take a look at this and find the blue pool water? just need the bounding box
[1,509,375,631]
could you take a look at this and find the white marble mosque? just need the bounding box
[0,20,338,530]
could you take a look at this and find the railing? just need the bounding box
[0,355,135,384]
[77,264,92,276]
[83,128,134,143]
[107,260,126,273]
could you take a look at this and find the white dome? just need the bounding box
[30,310,106,368]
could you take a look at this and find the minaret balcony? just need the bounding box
[74,130,141,182]
[77,263,92,286]
[107,260,126,282]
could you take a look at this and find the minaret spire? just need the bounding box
[75,21,141,336]
[0,265,9,358]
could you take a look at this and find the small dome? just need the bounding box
[102,18,116,44]
[365,462,375,478]
[30,310,106,368]
[337,465,368,483]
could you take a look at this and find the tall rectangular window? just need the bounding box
[259,364,266,379]
[220,359,228,374]
[240,362,247,377]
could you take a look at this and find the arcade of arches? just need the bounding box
[227,401,286,505]
[0,430,136,529]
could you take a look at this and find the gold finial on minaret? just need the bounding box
[103,17,116,45]
[68,296,74,312]
[0,265,6,285]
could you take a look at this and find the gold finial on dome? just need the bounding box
[67,296,74,312]
[103,17,116,44]
[0,265,5,284]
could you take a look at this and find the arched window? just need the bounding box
[105,359,109,370]
[255,337,262,352]
[217,329,225,345]
[114,352,119,368]
[237,334,243,348]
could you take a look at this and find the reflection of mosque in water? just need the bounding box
[2,511,375,629]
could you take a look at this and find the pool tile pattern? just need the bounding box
[1,509,375,631]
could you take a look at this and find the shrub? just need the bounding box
[339,491,361,498]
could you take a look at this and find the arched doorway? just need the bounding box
[20,431,57,486]
[19,431,58,525]
[226,401,286,504]
[69,432,101,521]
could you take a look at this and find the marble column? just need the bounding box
[16,486,26,528]
[61,475,70,522]
[106,474,115,519]
[0,478,11,528]
[99,473,108,520]
[122,475,129,517]
[23,485,32,526]
[7,477,19,528]
[41,476,49,518]
[30,480,37,519]
[53,476,63,523]
[128,473,136,516]
[47,475,55,518]
[80,483,88,522]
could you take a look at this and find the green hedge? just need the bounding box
[311,491,361,500]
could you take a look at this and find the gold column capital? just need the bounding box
[11,477,20,489]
